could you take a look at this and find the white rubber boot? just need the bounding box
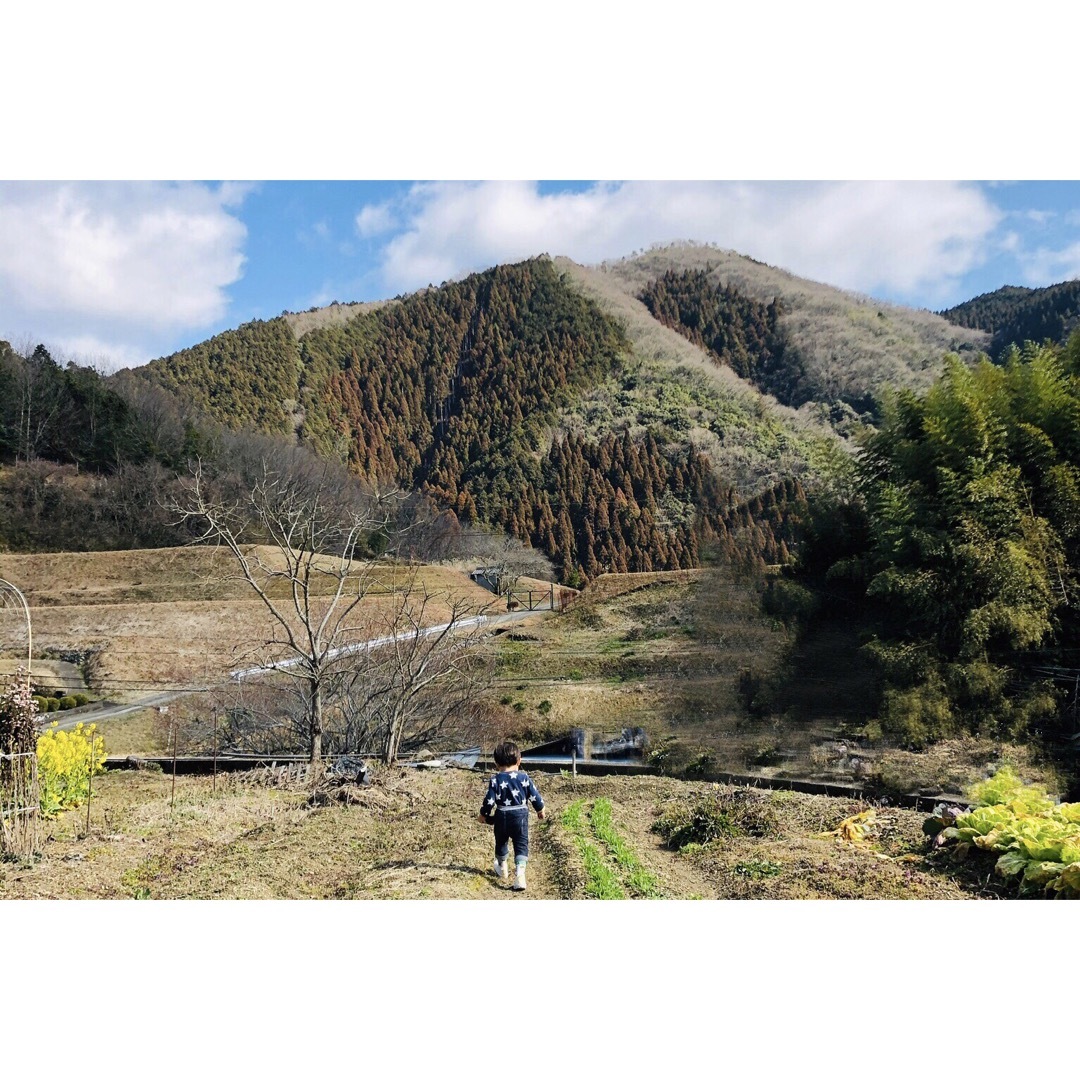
[512,862,527,891]
[493,858,508,879]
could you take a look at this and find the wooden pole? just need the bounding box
[212,707,218,794]
[85,741,93,838]
[171,717,177,809]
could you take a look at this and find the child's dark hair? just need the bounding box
[493,740,521,767]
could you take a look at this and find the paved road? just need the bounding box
[46,607,552,730]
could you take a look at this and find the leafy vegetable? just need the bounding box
[929,766,1080,898]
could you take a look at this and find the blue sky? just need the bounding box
[5,11,1078,373]
[3,180,1080,371]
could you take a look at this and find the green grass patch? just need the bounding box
[732,858,783,880]
[589,798,662,897]
[561,798,663,899]
[561,799,625,899]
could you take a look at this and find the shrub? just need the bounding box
[877,676,955,748]
[683,751,715,779]
[761,577,818,626]
[37,721,107,818]
[73,693,90,707]
[748,742,783,767]
[652,797,740,849]
[537,700,552,715]
[45,698,60,712]
[59,696,78,710]
[652,790,778,849]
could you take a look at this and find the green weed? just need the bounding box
[733,858,783,879]
[561,800,626,899]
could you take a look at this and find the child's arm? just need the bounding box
[526,775,545,817]
[478,777,498,825]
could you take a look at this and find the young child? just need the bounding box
[478,740,545,891]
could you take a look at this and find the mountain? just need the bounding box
[129,245,1008,584]
[939,279,1080,358]
[0,245,997,579]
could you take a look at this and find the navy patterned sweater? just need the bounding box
[479,769,545,818]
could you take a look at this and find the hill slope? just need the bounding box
[939,279,1080,357]
[138,256,842,583]
[128,246,1009,586]
[590,243,988,413]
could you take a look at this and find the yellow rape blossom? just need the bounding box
[36,721,107,818]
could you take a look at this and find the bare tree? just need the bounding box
[455,526,555,594]
[332,589,495,764]
[171,451,497,769]
[170,454,396,769]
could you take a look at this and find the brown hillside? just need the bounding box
[581,243,989,406]
[283,298,396,338]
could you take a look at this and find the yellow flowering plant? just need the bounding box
[36,721,107,818]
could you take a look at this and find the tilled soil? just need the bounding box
[0,767,996,900]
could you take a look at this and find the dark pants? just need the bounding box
[494,807,529,863]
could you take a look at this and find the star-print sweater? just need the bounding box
[479,770,545,818]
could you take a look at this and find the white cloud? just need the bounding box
[366,181,1001,304]
[44,334,153,374]
[356,202,398,238]
[1018,242,1080,285]
[0,182,247,359]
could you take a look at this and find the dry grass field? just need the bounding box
[0,546,500,692]
[1,557,1052,901]
[5,552,1053,805]
[0,766,992,900]
[490,568,796,765]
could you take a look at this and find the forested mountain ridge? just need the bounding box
[2,246,1010,586]
[123,257,844,583]
[939,279,1080,358]
[584,244,988,418]
[139,317,302,436]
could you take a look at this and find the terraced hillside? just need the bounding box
[0,546,498,690]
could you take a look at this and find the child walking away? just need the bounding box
[478,740,545,891]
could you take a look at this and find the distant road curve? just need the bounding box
[45,607,549,730]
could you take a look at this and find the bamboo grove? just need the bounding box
[794,336,1080,748]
